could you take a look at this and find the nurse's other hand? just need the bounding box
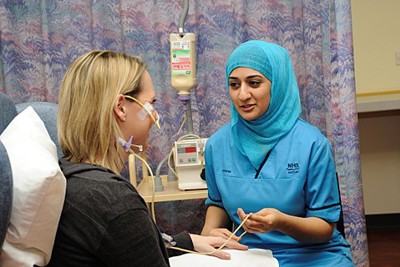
[237,208,283,233]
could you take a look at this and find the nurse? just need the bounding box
[201,40,354,266]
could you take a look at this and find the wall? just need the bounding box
[351,0,400,215]
[352,0,400,94]
[358,111,400,214]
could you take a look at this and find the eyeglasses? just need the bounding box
[124,95,160,129]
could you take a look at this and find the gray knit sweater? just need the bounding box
[47,159,193,267]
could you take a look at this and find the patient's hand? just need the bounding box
[208,228,242,241]
[189,234,248,260]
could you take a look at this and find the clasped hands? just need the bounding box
[209,208,282,238]
[201,208,282,259]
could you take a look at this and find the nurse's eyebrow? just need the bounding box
[246,75,263,79]
[229,75,263,79]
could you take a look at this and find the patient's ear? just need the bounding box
[113,94,126,122]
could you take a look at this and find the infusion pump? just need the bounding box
[174,138,208,190]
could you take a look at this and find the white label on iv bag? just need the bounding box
[170,33,196,92]
[171,45,191,75]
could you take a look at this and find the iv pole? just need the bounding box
[154,0,194,189]
[176,0,193,134]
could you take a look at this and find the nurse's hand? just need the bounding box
[238,207,335,242]
[237,208,283,233]
[189,234,248,260]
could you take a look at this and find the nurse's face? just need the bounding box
[228,67,271,121]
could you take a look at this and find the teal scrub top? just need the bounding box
[205,118,354,266]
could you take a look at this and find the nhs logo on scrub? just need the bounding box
[286,162,300,174]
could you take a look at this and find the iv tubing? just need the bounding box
[132,152,157,223]
[154,114,187,185]
[185,98,194,134]
[178,0,189,36]
[167,213,251,255]
[118,137,157,222]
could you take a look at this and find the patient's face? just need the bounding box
[124,71,157,151]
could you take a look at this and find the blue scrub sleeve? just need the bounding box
[305,138,341,222]
[204,141,224,208]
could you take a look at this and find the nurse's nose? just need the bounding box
[238,84,252,102]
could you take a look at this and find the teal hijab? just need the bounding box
[226,40,302,169]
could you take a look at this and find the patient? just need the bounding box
[47,50,247,266]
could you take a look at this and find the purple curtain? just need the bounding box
[0,0,368,265]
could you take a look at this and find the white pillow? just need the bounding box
[0,106,66,267]
[169,248,279,267]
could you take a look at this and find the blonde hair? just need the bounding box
[58,50,146,173]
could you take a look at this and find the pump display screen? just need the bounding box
[176,143,198,165]
[178,146,196,154]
